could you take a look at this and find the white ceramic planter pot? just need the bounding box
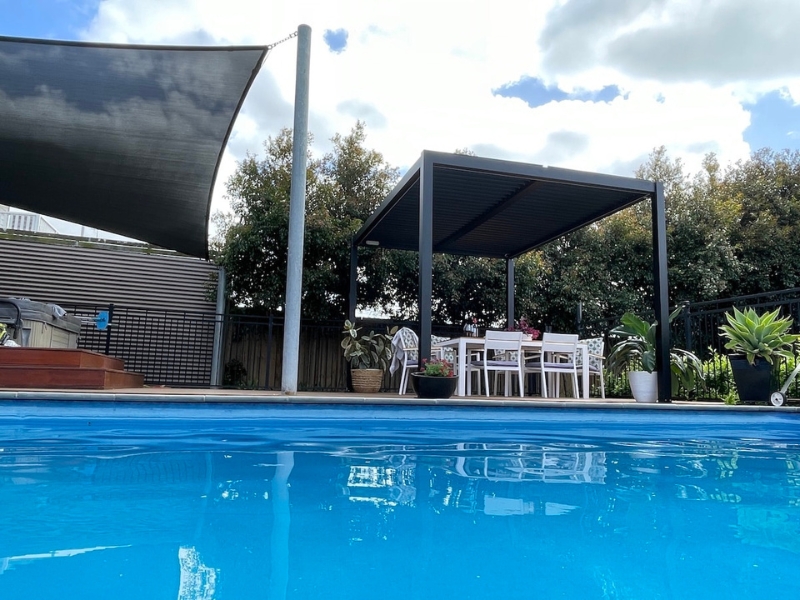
[628,371,658,403]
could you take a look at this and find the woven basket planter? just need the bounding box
[350,368,384,393]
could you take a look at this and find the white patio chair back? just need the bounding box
[541,333,579,357]
[394,327,419,395]
[527,332,579,399]
[432,335,455,362]
[399,327,419,360]
[471,330,524,398]
[576,337,605,398]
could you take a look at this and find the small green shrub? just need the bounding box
[701,349,734,400]
[604,371,632,398]
[223,358,248,388]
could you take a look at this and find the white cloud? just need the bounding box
[81,0,796,218]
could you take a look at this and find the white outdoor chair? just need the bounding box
[465,362,483,396]
[576,337,605,398]
[525,333,579,399]
[393,327,418,395]
[470,331,524,398]
[431,335,453,362]
[492,349,524,396]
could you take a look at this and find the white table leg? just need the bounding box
[457,338,467,396]
[581,346,589,398]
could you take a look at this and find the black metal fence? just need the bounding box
[578,288,800,400]
[63,303,217,387]
[672,288,800,357]
[671,288,800,400]
[64,304,465,391]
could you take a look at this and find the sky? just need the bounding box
[2,0,800,238]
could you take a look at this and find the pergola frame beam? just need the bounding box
[352,151,672,402]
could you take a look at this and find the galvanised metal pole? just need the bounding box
[210,266,226,387]
[348,240,358,322]
[282,24,311,395]
[418,152,434,363]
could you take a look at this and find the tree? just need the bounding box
[726,149,800,295]
[516,146,743,334]
[214,122,399,319]
[667,152,741,301]
[216,129,800,334]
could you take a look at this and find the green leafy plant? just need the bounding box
[607,308,704,395]
[419,357,454,377]
[607,312,660,375]
[719,307,798,366]
[701,348,736,401]
[341,320,397,370]
[670,348,704,397]
[223,358,250,388]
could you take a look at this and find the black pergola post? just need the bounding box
[418,154,434,363]
[652,182,671,402]
[506,258,515,329]
[348,240,358,322]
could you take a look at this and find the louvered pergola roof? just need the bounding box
[355,151,655,258]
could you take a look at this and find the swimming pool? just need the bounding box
[1,401,799,599]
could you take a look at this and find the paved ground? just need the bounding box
[0,387,795,411]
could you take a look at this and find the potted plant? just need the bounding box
[410,357,458,399]
[341,320,396,393]
[719,307,798,404]
[607,309,704,402]
[508,316,540,341]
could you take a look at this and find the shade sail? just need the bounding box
[0,36,268,258]
[355,152,656,259]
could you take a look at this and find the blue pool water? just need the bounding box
[1,402,800,600]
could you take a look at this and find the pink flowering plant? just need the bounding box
[419,357,454,377]
[509,317,540,339]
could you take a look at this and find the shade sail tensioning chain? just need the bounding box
[266,30,298,54]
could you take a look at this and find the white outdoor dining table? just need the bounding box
[436,337,590,398]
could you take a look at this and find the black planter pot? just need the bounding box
[410,373,458,399]
[729,355,774,403]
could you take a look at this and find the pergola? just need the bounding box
[350,151,671,401]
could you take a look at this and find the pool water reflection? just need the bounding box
[1,403,799,599]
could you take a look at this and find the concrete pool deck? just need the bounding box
[0,387,797,411]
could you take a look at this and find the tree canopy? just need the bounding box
[214,123,800,333]
[214,122,398,320]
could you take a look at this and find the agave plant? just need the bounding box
[719,307,798,366]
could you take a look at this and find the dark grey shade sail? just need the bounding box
[0,36,269,258]
[355,151,655,258]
